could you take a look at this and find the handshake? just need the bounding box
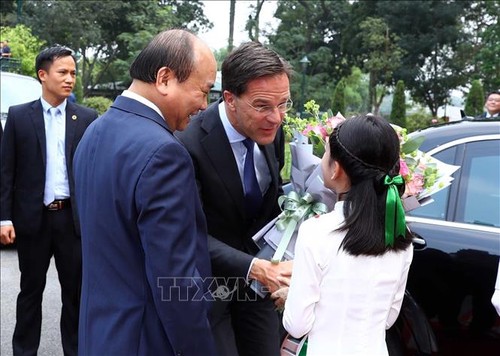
[248,258,292,311]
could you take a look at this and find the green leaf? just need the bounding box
[402,136,425,154]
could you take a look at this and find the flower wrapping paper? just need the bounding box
[250,138,336,297]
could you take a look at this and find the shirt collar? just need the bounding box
[218,101,246,144]
[40,97,67,114]
[122,90,164,119]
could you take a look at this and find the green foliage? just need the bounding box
[405,109,434,133]
[281,142,291,183]
[74,75,84,103]
[375,1,467,117]
[17,0,212,96]
[269,0,351,111]
[82,96,113,116]
[213,47,229,70]
[331,79,346,115]
[391,80,406,127]
[0,24,45,77]
[344,66,369,114]
[357,17,404,114]
[465,80,485,117]
[458,1,499,93]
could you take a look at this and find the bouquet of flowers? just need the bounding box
[250,101,459,297]
[392,124,460,210]
[250,101,343,296]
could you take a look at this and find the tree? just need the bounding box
[246,0,265,42]
[391,80,406,127]
[269,0,352,110]
[456,1,499,93]
[0,24,44,77]
[331,78,346,114]
[17,0,212,96]
[377,1,468,118]
[357,17,404,115]
[344,66,369,115]
[228,0,236,51]
[464,80,485,117]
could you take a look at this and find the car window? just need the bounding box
[456,140,500,227]
[408,146,457,220]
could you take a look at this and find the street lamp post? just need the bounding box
[299,55,310,117]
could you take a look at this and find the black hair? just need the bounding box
[129,29,196,84]
[221,41,293,96]
[329,114,411,256]
[486,90,500,99]
[35,45,76,83]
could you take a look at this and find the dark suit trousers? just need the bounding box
[13,206,81,356]
[209,280,280,356]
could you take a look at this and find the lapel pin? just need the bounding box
[72,115,77,121]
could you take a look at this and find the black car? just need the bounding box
[391,119,500,355]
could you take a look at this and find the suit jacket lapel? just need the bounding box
[200,104,246,213]
[260,143,279,194]
[65,102,77,162]
[30,100,47,166]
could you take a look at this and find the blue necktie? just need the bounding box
[43,107,60,205]
[242,138,262,219]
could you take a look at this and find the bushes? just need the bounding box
[82,96,113,115]
[405,109,434,133]
[464,80,484,117]
[331,79,346,115]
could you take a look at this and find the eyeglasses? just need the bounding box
[238,97,294,115]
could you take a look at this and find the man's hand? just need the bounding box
[249,259,293,294]
[0,225,16,245]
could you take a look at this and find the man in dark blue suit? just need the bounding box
[177,42,293,356]
[0,46,98,355]
[73,29,217,355]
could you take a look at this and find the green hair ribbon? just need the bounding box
[383,175,406,247]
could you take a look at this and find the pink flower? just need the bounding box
[326,115,345,130]
[399,159,409,177]
[314,125,328,139]
[303,124,328,140]
[405,173,425,196]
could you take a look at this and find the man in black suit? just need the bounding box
[0,46,97,356]
[476,91,500,119]
[177,42,293,356]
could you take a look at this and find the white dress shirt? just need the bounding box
[218,101,272,281]
[41,98,69,204]
[218,101,271,194]
[283,201,414,356]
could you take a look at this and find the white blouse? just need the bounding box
[283,201,414,356]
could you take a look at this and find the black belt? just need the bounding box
[46,199,70,211]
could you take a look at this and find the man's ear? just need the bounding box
[156,67,174,94]
[38,69,47,83]
[223,90,236,111]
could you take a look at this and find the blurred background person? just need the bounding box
[476,91,500,119]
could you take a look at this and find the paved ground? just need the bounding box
[1,247,63,355]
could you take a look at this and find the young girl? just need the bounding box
[282,114,413,355]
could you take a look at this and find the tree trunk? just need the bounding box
[228,0,236,51]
